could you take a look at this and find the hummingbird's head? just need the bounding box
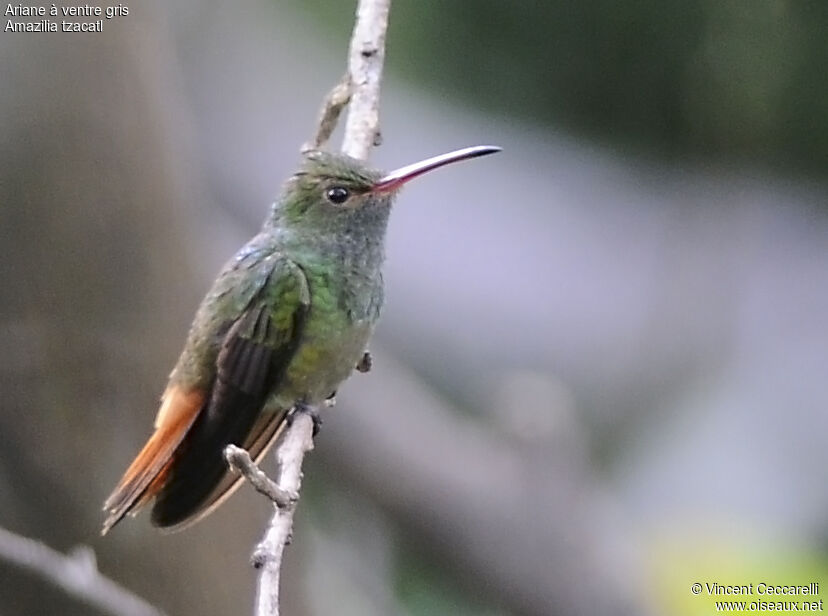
[269,151,385,236]
[269,146,501,236]
[286,150,385,217]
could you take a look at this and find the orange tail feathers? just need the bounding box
[101,386,205,535]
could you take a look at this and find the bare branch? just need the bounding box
[224,444,296,509]
[251,412,315,616]
[303,74,352,152]
[341,0,390,160]
[0,526,167,616]
[247,2,392,614]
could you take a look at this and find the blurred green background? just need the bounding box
[296,0,828,173]
[1,1,827,615]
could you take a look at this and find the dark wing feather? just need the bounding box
[102,257,310,534]
[159,407,291,532]
[150,264,309,529]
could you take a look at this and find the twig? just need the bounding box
[0,526,167,616]
[341,0,390,160]
[249,413,315,616]
[243,2,391,615]
[224,445,296,509]
[303,74,352,152]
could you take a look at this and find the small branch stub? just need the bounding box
[224,445,296,509]
[304,74,352,152]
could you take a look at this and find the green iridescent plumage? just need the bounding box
[150,151,390,527]
[102,145,500,533]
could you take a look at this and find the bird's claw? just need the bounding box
[288,403,323,437]
[356,351,373,373]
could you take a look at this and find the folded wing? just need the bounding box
[102,259,309,533]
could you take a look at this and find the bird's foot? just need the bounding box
[356,351,373,373]
[288,402,323,437]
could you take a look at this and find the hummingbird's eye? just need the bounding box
[325,186,351,205]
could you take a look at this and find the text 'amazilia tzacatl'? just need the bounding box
[102,145,501,534]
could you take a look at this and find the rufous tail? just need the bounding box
[101,386,205,535]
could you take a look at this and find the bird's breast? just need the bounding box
[274,262,383,406]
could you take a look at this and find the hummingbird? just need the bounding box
[102,145,501,534]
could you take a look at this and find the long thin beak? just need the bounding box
[372,145,502,193]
